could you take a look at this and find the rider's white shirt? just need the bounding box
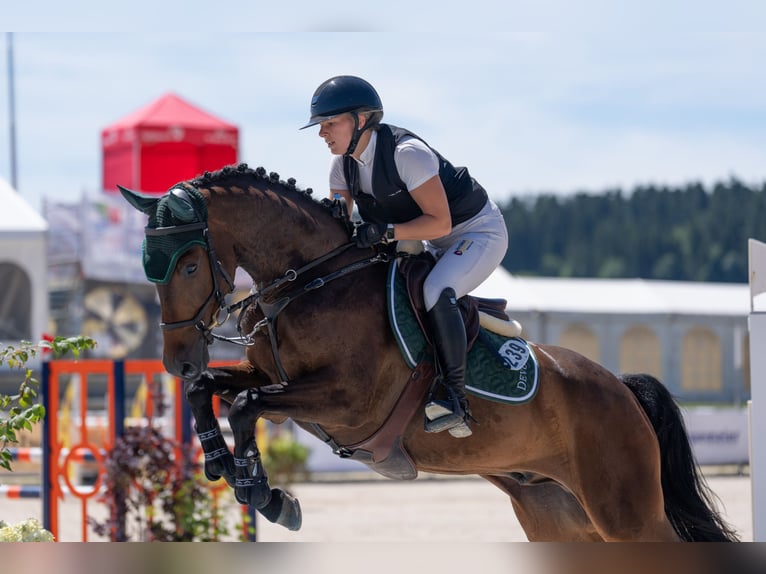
[329,130,440,199]
[328,128,506,310]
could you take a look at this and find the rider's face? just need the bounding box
[318,113,362,155]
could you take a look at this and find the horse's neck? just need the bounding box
[209,186,347,284]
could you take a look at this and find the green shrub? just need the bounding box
[262,431,310,485]
[90,394,239,541]
[0,336,96,541]
[0,518,55,542]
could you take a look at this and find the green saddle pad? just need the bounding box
[386,260,539,405]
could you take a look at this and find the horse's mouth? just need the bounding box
[179,362,203,380]
[163,343,209,381]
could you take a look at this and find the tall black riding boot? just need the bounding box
[424,287,472,438]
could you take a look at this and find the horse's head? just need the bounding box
[121,163,355,381]
[120,183,233,380]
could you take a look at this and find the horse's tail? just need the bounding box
[619,373,740,542]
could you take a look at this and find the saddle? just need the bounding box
[398,251,511,351]
[338,251,518,480]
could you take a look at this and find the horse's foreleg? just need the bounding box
[184,373,236,487]
[228,388,270,506]
[228,388,302,531]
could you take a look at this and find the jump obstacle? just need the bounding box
[9,358,257,541]
[1,448,103,500]
[748,239,766,541]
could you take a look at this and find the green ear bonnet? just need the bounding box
[142,186,209,284]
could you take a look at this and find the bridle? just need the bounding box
[146,221,235,338]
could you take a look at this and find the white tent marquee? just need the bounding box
[0,176,48,349]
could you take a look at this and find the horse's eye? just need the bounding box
[183,263,198,276]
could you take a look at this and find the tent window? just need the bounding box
[620,324,662,379]
[681,326,722,392]
[0,262,32,340]
[559,324,600,363]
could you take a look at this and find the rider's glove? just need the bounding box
[354,222,390,248]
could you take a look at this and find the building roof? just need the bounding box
[471,265,751,317]
[102,92,238,132]
[0,176,48,233]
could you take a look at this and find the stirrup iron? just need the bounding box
[424,397,473,438]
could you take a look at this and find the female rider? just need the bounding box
[301,75,508,438]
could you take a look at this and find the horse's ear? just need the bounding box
[118,185,160,214]
[166,187,199,222]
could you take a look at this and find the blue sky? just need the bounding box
[2,1,765,212]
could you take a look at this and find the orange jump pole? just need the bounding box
[43,359,117,542]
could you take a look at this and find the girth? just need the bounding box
[308,360,435,481]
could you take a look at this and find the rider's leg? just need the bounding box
[422,201,508,438]
[424,287,472,438]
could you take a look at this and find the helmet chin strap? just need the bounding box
[344,112,369,156]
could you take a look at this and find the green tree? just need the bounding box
[497,178,766,283]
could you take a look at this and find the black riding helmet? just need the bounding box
[300,75,384,155]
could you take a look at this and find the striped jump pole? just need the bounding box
[1,484,107,499]
[8,447,103,464]
[0,485,43,499]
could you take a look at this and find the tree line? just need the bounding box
[496,178,766,283]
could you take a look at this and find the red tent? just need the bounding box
[101,92,239,194]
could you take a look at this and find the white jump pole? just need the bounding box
[748,238,766,541]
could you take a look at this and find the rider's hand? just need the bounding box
[354,222,389,248]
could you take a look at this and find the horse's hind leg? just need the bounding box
[566,424,680,541]
[228,387,302,531]
[482,474,603,541]
[574,466,679,541]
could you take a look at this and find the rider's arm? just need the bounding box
[386,139,451,241]
[389,175,451,241]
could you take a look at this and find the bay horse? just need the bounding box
[120,163,738,541]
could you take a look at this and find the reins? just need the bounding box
[224,241,356,320]
[221,244,390,383]
[156,219,390,384]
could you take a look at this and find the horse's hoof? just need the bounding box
[259,488,302,531]
[204,468,221,482]
[235,479,271,507]
[205,469,236,488]
[204,456,236,488]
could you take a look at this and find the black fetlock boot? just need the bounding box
[424,287,472,438]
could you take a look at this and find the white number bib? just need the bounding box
[498,338,530,371]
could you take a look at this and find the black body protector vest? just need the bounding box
[343,124,488,225]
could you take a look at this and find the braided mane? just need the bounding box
[190,162,353,239]
[191,163,318,203]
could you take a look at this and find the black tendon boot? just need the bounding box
[424,287,472,438]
